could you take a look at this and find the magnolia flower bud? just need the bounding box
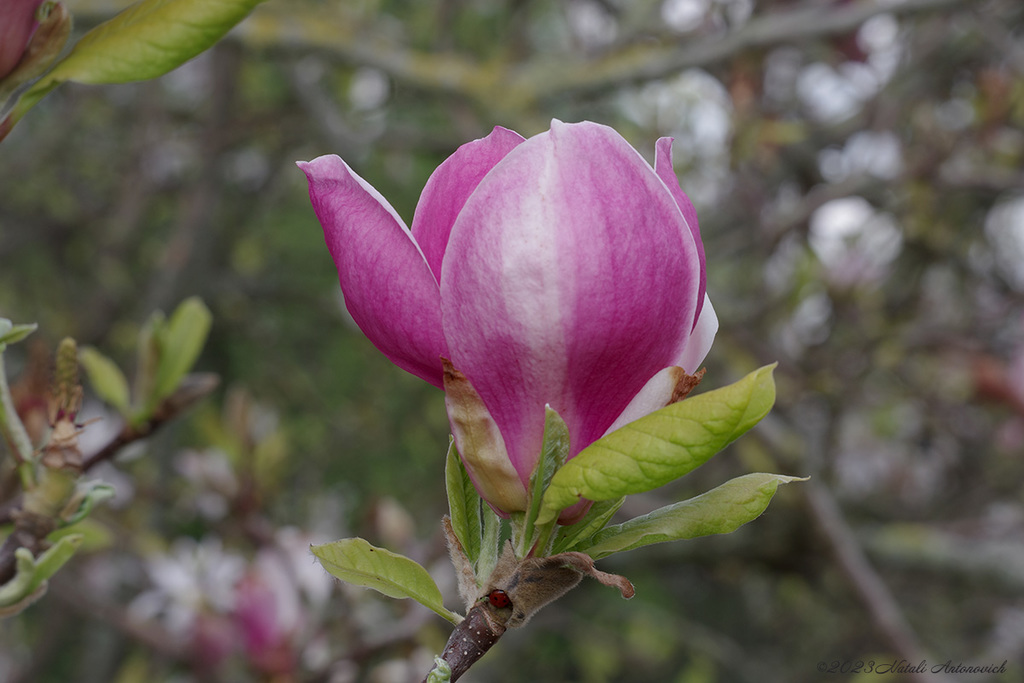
[300,121,718,516]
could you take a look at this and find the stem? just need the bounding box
[0,350,35,469]
[531,519,557,558]
[421,602,506,683]
[510,511,528,558]
[476,504,501,583]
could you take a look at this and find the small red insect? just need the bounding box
[487,589,512,608]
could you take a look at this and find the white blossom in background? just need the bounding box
[809,196,903,287]
[662,0,708,32]
[130,537,246,638]
[567,0,618,49]
[797,13,902,123]
[349,67,390,111]
[618,69,733,206]
[129,530,333,674]
[985,195,1024,292]
[662,0,752,32]
[818,130,904,183]
[797,61,880,122]
[859,13,902,83]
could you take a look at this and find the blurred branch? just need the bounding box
[805,481,956,683]
[82,373,219,472]
[48,574,187,661]
[244,0,970,113]
[70,0,972,117]
[862,522,1024,593]
[509,0,974,102]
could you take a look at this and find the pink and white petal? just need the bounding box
[655,137,706,328]
[299,155,448,387]
[601,366,690,436]
[674,294,717,373]
[411,126,526,281]
[441,121,701,484]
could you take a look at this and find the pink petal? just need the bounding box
[655,137,706,329]
[0,0,41,80]
[299,155,448,387]
[441,121,701,485]
[411,127,525,281]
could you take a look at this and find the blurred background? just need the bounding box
[2,0,1023,681]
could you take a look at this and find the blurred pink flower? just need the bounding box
[0,0,43,80]
[234,572,296,674]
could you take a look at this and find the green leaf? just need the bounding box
[551,497,624,555]
[537,364,777,526]
[476,503,502,586]
[48,518,115,553]
[0,320,37,350]
[0,534,83,613]
[8,0,267,136]
[519,406,570,556]
[446,440,482,566]
[79,347,131,414]
[40,0,265,87]
[132,311,164,417]
[426,657,453,683]
[311,538,462,625]
[60,481,117,526]
[151,297,212,406]
[575,473,804,560]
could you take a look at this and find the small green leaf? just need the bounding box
[132,311,164,417]
[575,473,804,560]
[446,440,482,566]
[0,534,83,610]
[30,534,84,586]
[311,538,462,625]
[48,518,115,552]
[426,657,452,683]
[60,481,117,526]
[0,320,37,349]
[519,406,570,555]
[151,297,212,406]
[551,497,624,555]
[476,503,502,586]
[79,347,131,414]
[537,364,777,525]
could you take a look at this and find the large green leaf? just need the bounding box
[537,364,777,525]
[575,473,803,560]
[312,538,462,625]
[445,440,482,566]
[45,0,265,86]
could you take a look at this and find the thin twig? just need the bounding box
[805,481,957,683]
[229,0,971,110]
[82,373,219,472]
